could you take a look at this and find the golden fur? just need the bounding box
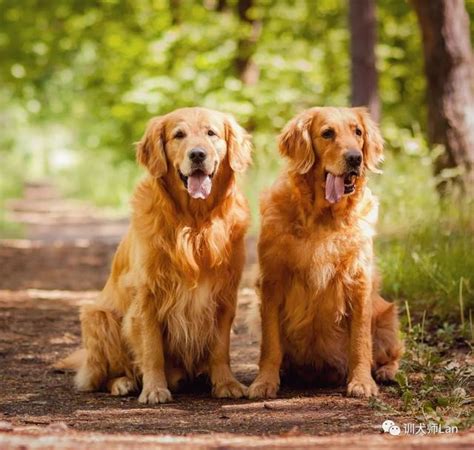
[248,107,403,399]
[57,107,252,404]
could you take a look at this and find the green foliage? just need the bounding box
[0,149,25,237]
[392,322,472,428]
[377,0,426,131]
[0,0,426,164]
[0,91,28,237]
[371,149,474,319]
[1,1,473,322]
[378,221,474,319]
[1,0,473,313]
[370,315,472,428]
[57,150,141,212]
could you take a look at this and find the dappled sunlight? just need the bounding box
[25,290,98,302]
[0,0,473,441]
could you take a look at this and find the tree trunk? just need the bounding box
[169,0,181,25]
[215,0,227,12]
[349,0,380,122]
[235,0,261,85]
[412,0,474,196]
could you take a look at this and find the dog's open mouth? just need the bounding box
[179,169,214,200]
[324,171,359,204]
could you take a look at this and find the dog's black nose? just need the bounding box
[189,148,206,163]
[345,150,362,167]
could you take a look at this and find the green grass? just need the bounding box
[371,152,474,320]
[0,151,25,238]
[371,318,473,429]
[366,150,473,429]
[378,225,473,320]
[57,150,142,215]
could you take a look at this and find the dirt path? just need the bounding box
[0,182,471,448]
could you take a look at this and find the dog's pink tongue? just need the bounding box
[187,173,212,199]
[325,173,345,204]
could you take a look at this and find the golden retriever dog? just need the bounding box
[57,107,252,404]
[248,107,403,399]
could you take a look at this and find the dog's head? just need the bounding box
[279,106,383,204]
[137,107,251,199]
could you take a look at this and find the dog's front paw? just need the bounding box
[138,386,172,404]
[347,376,378,398]
[248,378,279,399]
[213,379,248,399]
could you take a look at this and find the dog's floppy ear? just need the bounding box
[279,110,315,174]
[355,107,384,173]
[224,114,252,173]
[136,116,167,177]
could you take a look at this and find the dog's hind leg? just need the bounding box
[165,363,187,392]
[107,376,136,396]
[372,295,404,382]
[75,305,128,392]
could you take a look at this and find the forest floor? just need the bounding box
[0,182,472,449]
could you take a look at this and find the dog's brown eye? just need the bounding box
[355,127,362,137]
[207,129,216,137]
[174,130,186,139]
[321,129,335,139]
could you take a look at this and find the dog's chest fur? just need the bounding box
[162,277,219,373]
[282,219,374,370]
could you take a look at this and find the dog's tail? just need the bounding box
[53,348,86,371]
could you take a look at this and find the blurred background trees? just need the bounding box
[413,0,474,196]
[349,0,380,121]
[0,0,473,219]
[0,1,472,421]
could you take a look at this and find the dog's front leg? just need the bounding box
[138,316,172,404]
[347,276,378,398]
[209,298,248,399]
[124,288,172,404]
[248,279,283,399]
